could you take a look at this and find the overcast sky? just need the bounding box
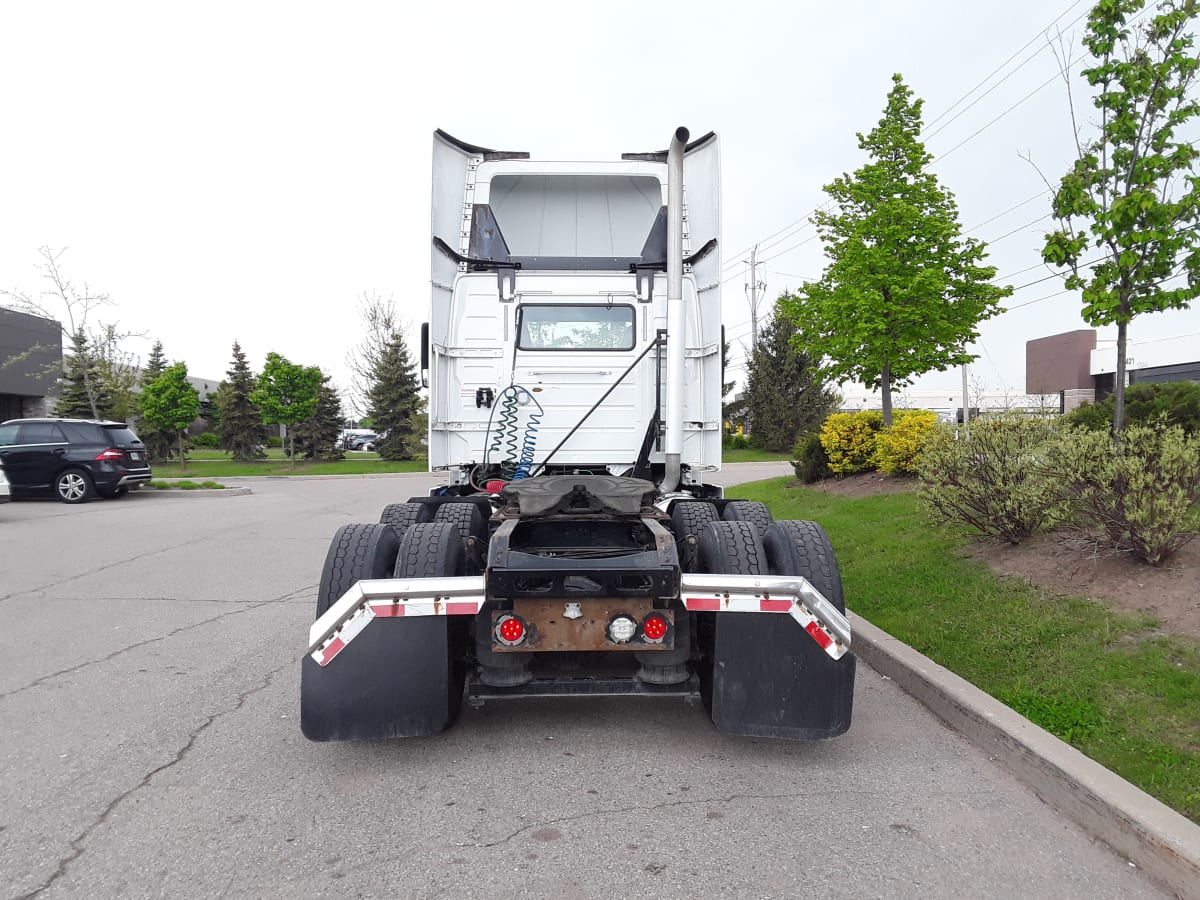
[2,0,1197,413]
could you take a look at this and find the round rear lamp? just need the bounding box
[642,614,668,643]
[495,614,526,646]
[607,614,638,644]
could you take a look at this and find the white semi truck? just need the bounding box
[301,128,855,741]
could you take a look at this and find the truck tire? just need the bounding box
[315,523,399,616]
[434,502,488,569]
[696,519,768,576]
[714,519,854,740]
[301,522,466,741]
[697,518,853,739]
[762,520,845,613]
[394,521,463,578]
[720,500,773,538]
[379,501,429,538]
[670,500,720,572]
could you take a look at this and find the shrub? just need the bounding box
[791,432,830,483]
[875,409,939,475]
[1067,381,1200,434]
[190,431,219,448]
[820,410,883,474]
[1042,423,1200,566]
[726,433,752,451]
[266,436,283,448]
[917,415,1061,544]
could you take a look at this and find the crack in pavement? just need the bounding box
[479,790,810,848]
[15,655,298,900]
[0,537,216,605]
[0,585,314,702]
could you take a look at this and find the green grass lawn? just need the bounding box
[736,476,1200,824]
[151,456,428,477]
[721,447,794,463]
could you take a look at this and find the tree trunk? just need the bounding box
[1114,319,1128,440]
[80,352,100,420]
[289,431,297,468]
[178,431,187,474]
[880,361,893,427]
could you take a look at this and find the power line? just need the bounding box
[923,4,1092,142]
[924,0,1088,130]
[964,190,1049,232]
[982,212,1053,245]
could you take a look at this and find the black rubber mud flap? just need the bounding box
[300,522,466,741]
[698,519,855,741]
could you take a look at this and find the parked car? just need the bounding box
[0,418,153,503]
[348,432,379,451]
[0,458,10,505]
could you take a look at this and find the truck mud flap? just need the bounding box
[301,523,474,742]
[702,613,855,740]
[301,619,465,741]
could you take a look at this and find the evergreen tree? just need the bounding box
[743,311,839,452]
[215,342,268,460]
[137,340,175,461]
[56,329,112,419]
[292,373,346,460]
[782,75,1010,426]
[139,362,200,471]
[366,330,422,461]
[143,340,168,382]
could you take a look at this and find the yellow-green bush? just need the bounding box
[875,409,939,475]
[819,410,883,474]
[917,415,1061,544]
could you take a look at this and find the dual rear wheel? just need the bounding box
[300,503,480,741]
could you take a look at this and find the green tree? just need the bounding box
[139,362,200,471]
[137,340,175,460]
[1042,0,1200,434]
[56,329,112,419]
[781,74,1011,426]
[291,372,346,460]
[742,311,839,452]
[214,341,268,461]
[252,352,321,465]
[366,330,422,460]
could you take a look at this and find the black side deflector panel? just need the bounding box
[621,130,718,161]
[703,615,855,740]
[434,129,530,161]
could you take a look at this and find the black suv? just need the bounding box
[0,418,153,503]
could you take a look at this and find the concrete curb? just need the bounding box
[851,613,1200,900]
[136,486,253,498]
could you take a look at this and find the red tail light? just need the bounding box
[95,448,124,461]
[642,615,668,643]
[495,614,526,646]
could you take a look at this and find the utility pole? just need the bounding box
[961,356,970,430]
[744,244,766,348]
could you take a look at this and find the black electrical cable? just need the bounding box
[533,333,664,477]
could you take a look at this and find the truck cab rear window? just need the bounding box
[517,305,635,351]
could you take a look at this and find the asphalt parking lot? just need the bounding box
[0,469,1168,899]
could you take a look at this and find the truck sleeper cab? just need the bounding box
[300,129,855,743]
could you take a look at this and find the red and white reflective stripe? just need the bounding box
[310,594,484,667]
[314,604,375,666]
[683,594,844,659]
[367,599,482,618]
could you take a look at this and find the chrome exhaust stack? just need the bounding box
[661,125,689,494]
